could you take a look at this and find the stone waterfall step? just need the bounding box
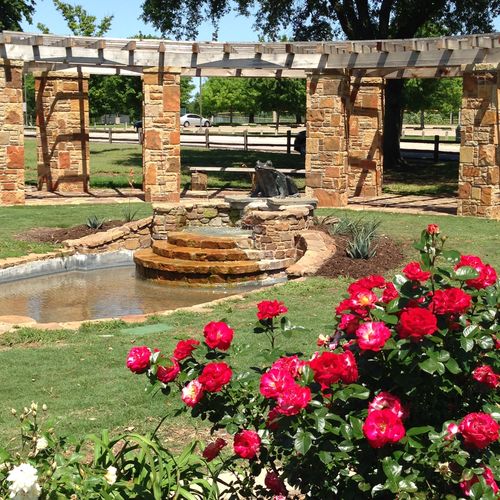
[152,241,262,262]
[166,231,254,250]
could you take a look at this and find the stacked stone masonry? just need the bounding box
[347,76,384,197]
[35,72,90,192]
[305,73,350,207]
[142,68,181,203]
[0,60,25,205]
[458,68,500,218]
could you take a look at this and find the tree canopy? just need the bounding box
[0,0,36,31]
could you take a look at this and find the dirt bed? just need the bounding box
[314,234,406,280]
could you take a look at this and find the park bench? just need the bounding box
[187,165,306,191]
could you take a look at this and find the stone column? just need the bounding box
[35,71,90,192]
[347,76,384,197]
[142,68,181,203]
[305,73,349,207]
[0,60,25,205]
[458,66,499,219]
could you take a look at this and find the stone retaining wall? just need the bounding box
[63,217,152,253]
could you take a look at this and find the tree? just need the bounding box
[141,0,499,168]
[0,0,36,31]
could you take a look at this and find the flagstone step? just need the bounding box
[166,231,254,250]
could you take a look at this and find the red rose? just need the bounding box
[350,289,378,308]
[173,339,200,360]
[458,412,499,449]
[403,261,431,282]
[203,321,234,351]
[233,430,261,459]
[271,355,306,378]
[431,288,471,315]
[348,275,386,293]
[126,346,151,374]
[473,365,499,389]
[309,351,358,388]
[265,471,287,496]
[199,362,232,392]
[339,314,360,335]
[156,358,180,383]
[368,392,407,420]
[460,466,499,497]
[202,438,227,462]
[363,409,405,448]
[181,379,204,407]
[455,255,497,289]
[266,407,281,430]
[427,224,440,235]
[356,321,392,351]
[276,383,311,416]
[381,282,399,303]
[257,300,288,320]
[397,307,437,341]
[260,368,295,399]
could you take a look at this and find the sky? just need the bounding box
[21,0,500,42]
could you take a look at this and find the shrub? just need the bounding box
[127,224,499,498]
[86,215,105,230]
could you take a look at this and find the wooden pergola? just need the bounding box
[0,31,499,216]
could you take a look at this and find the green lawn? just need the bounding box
[24,138,459,195]
[0,209,498,448]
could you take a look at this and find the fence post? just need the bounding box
[205,128,210,149]
[433,135,439,162]
[286,130,292,154]
[243,129,248,151]
[108,127,113,143]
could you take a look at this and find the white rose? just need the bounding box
[104,465,117,485]
[7,463,41,500]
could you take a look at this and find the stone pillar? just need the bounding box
[458,67,499,219]
[35,72,90,192]
[305,73,349,207]
[0,60,25,205]
[142,68,181,203]
[347,76,384,197]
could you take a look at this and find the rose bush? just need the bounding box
[127,226,499,498]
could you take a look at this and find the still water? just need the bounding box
[0,266,242,323]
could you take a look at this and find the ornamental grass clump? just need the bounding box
[126,224,499,499]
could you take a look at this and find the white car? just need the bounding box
[180,113,211,127]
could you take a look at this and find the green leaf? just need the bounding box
[445,358,461,374]
[406,426,433,436]
[383,457,402,480]
[460,337,474,352]
[419,357,442,374]
[436,350,450,362]
[442,250,461,264]
[463,325,478,338]
[453,266,480,280]
[349,416,364,439]
[294,429,313,455]
[477,336,494,350]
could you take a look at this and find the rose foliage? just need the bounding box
[128,228,499,499]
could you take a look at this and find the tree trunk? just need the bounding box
[383,79,406,170]
[229,109,233,124]
[420,109,425,129]
[248,112,255,123]
[295,113,302,124]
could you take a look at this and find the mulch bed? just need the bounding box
[17,221,126,244]
[314,234,406,280]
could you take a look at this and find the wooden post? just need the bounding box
[243,129,248,151]
[108,127,112,143]
[205,128,210,148]
[286,130,292,154]
[433,135,439,162]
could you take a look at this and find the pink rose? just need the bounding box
[257,300,288,320]
[276,384,311,416]
[339,314,360,336]
[271,355,306,378]
[233,430,261,459]
[403,261,431,282]
[181,379,204,407]
[473,365,499,389]
[460,466,499,497]
[260,368,295,399]
[368,392,407,420]
[173,339,200,360]
[356,321,392,351]
[397,307,437,341]
[458,412,499,449]
[455,255,497,289]
[363,409,405,448]
[427,224,440,235]
[199,362,232,392]
[265,471,287,496]
[156,358,180,383]
[202,438,227,462]
[126,346,151,374]
[203,321,234,351]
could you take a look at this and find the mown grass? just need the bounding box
[0,203,152,258]
[24,139,459,195]
[0,209,498,448]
